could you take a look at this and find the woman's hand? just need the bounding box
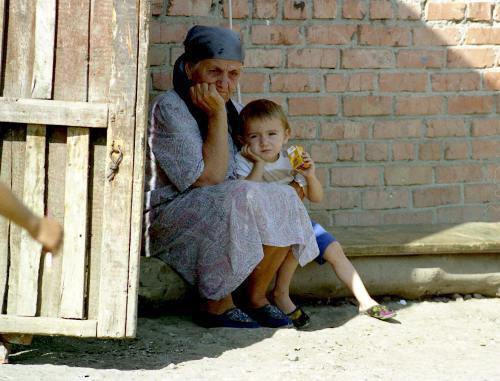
[241,144,265,164]
[190,83,226,118]
[295,151,316,179]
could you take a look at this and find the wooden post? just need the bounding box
[0,0,6,77]
[126,0,150,338]
[98,0,138,337]
[0,130,12,314]
[16,125,46,316]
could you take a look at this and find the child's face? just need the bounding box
[243,117,290,162]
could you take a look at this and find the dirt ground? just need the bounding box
[1,297,499,381]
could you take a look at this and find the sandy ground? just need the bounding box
[1,297,499,381]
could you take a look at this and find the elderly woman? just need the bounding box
[144,25,318,328]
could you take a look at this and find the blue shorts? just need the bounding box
[311,220,337,265]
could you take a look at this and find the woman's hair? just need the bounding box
[239,99,290,135]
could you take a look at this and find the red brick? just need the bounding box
[392,142,415,161]
[331,167,382,187]
[444,142,468,160]
[343,0,367,19]
[465,28,500,45]
[289,119,318,139]
[149,45,169,66]
[243,95,285,106]
[244,49,282,67]
[365,143,389,161]
[425,2,466,21]
[383,211,433,225]
[397,50,445,69]
[397,1,423,20]
[431,73,480,92]
[395,96,443,116]
[359,26,410,46]
[151,71,172,91]
[495,4,500,20]
[254,0,279,18]
[413,27,461,46]
[167,0,212,16]
[314,167,329,185]
[436,164,483,183]
[384,166,432,185]
[467,2,493,21]
[284,0,309,19]
[223,0,249,18]
[344,96,392,117]
[320,121,370,140]
[289,96,338,116]
[252,25,302,45]
[419,142,441,160]
[379,73,427,92]
[158,23,190,43]
[472,141,500,159]
[342,49,394,69]
[326,73,376,92]
[465,184,497,203]
[307,25,356,45]
[311,189,360,210]
[471,119,500,136]
[271,73,319,93]
[151,0,163,15]
[311,142,336,162]
[337,143,361,161]
[313,0,337,18]
[373,120,422,139]
[448,96,494,115]
[370,0,393,19]
[437,206,485,223]
[484,72,500,90]
[447,48,496,68]
[170,47,184,65]
[413,186,461,208]
[288,48,338,68]
[334,211,382,226]
[239,72,267,93]
[363,189,408,209]
[426,120,467,138]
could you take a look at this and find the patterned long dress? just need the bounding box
[144,90,319,300]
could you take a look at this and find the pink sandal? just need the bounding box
[363,305,396,320]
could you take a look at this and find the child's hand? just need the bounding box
[296,151,316,179]
[241,144,265,164]
[31,217,63,253]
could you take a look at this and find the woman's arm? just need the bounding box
[191,83,229,187]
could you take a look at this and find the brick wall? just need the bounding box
[149,0,500,228]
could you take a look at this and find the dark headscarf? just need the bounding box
[173,25,244,142]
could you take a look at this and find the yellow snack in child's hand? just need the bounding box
[287,145,310,170]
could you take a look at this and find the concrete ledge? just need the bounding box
[139,222,500,303]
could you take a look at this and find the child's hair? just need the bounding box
[239,99,290,135]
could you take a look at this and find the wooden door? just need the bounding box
[0,0,150,338]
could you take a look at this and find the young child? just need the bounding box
[235,99,395,328]
[0,181,63,364]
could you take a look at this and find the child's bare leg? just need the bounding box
[323,242,378,311]
[271,250,299,314]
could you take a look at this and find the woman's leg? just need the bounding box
[272,251,299,314]
[323,242,378,311]
[246,245,289,308]
[204,294,235,315]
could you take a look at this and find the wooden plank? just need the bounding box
[0,316,97,337]
[0,128,12,314]
[38,127,66,317]
[97,0,139,338]
[6,128,26,315]
[59,128,89,318]
[16,125,46,316]
[125,0,150,338]
[0,98,108,127]
[0,0,6,77]
[31,0,56,99]
[3,0,36,97]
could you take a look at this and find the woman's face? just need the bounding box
[186,59,242,102]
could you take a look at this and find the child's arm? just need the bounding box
[295,152,324,203]
[238,145,266,182]
[0,182,63,252]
